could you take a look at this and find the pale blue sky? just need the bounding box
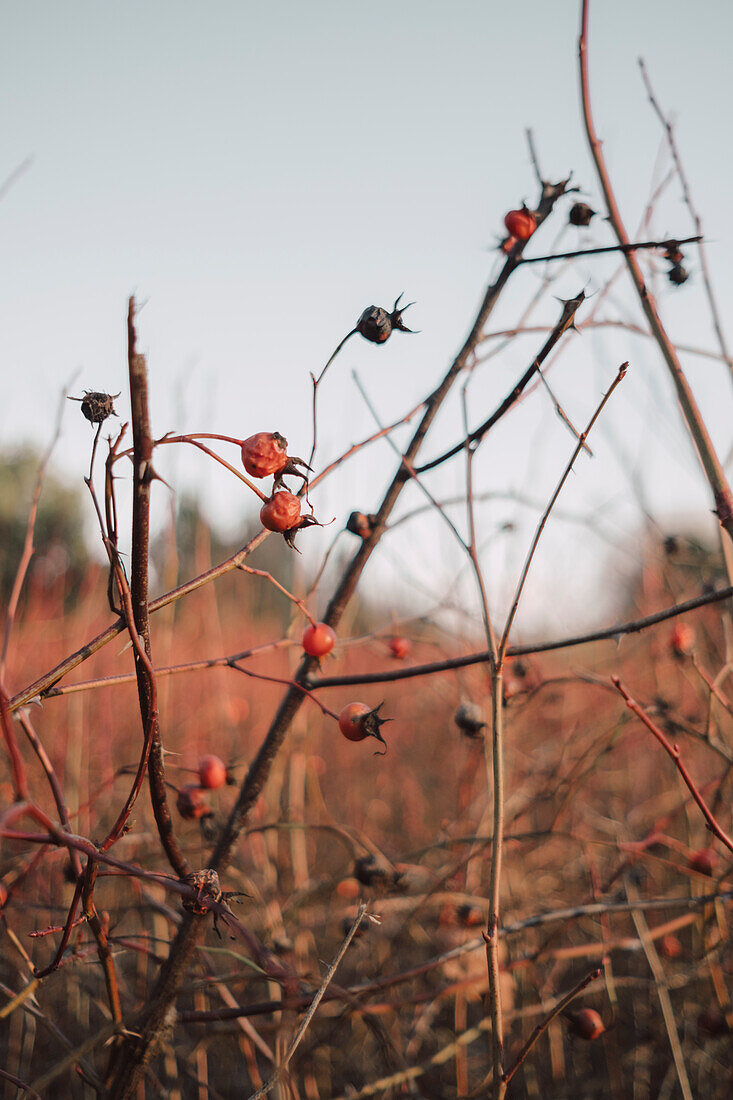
[2,1,731,632]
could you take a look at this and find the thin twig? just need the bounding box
[247,905,367,1099]
[503,967,602,1086]
[579,0,733,541]
[611,676,733,853]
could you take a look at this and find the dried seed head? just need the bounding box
[668,263,689,286]
[454,700,486,739]
[346,511,376,539]
[568,202,596,227]
[356,293,416,344]
[182,868,222,915]
[68,390,120,424]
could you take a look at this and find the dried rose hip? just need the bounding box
[68,390,119,424]
[241,432,289,478]
[176,784,210,820]
[356,293,415,344]
[568,202,596,227]
[260,491,302,533]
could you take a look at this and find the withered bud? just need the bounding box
[664,244,684,265]
[68,390,120,424]
[568,202,596,227]
[668,263,689,286]
[346,511,376,539]
[454,700,486,739]
[356,293,416,344]
[182,868,222,915]
[353,854,395,888]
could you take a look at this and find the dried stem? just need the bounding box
[500,363,628,655]
[416,290,586,474]
[503,967,602,1086]
[579,0,733,541]
[126,297,188,880]
[611,676,733,853]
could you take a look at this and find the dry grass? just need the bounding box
[2,550,731,1099]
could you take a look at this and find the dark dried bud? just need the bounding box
[356,293,416,344]
[346,511,376,539]
[668,264,689,286]
[569,202,596,227]
[353,854,393,888]
[182,868,222,915]
[342,915,369,939]
[68,390,120,424]
[663,244,684,265]
[454,700,486,739]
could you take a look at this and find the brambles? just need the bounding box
[302,622,336,658]
[388,635,410,659]
[67,390,119,424]
[338,701,389,748]
[504,205,537,240]
[688,847,717,876]
[176,784,211,820]
[356,293,416,344]
[198,754,228,790]
[569,201,596,226]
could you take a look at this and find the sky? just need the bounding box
[2,1,732,637]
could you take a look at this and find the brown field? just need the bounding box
[2,547,731,1098]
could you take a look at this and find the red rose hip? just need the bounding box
[198,754,228,790]
[303,622,336,658]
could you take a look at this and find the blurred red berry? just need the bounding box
[567,1008,605,1041]
[688,848,717,876]
[658,934,683,959]
[670,622,695,657]
[198,754,227,790]
[176,784,210,820]
[504,207,536,240]
[388,636,410,660]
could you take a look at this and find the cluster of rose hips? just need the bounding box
[241,431,317,547]
[176,754,233,820]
